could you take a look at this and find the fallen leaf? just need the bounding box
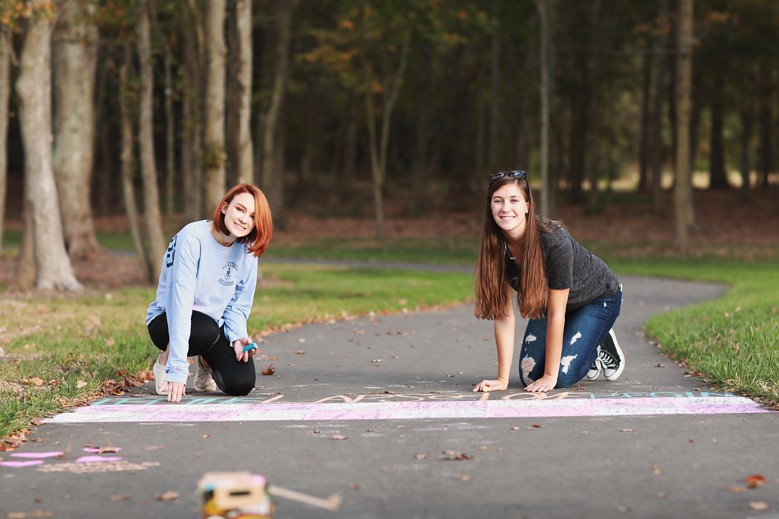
[330,435,348,441]
[28,377,45,387]
[414,453,427,460]
[76,380,88,389]
[620,429,634,433]
[457,474,471,481]
[155,491,179,501]
[442,450,472,461]
[652,464,661,475]
[349,483,360,490]
[724,486,747,493]
[202,434,212,439]
[261,364,275,376]
[110,494,131,501]
[745,474,767,489]
[510,427,520,431]
[748,501,769,511]
[294,350,306,354]
[531,424,541,428]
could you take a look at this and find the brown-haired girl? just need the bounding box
[147,183,273,402]
[473,171,623,393]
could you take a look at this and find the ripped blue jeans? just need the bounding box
[518,287,622,388]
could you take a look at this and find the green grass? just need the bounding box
[606,257,779,407]
[0,263,474,442]
[266,237,478,266]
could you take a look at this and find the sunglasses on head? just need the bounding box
[489,170,526,183]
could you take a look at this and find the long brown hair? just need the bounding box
[474,175,556,320]
[212,183,273,258]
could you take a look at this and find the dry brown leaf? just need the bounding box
[725,486,747,493]
[745,474,767,489]
[110,494,131,501]
[330,435,348,441]
[261,364,276,376]
[28,377,45,387]
[414,453,427,460]
[155,491,179,501]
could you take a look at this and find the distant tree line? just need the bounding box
[0,0,777,291]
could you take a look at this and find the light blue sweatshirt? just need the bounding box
[146,220,259,384]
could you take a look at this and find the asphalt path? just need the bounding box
[2,274,777,519]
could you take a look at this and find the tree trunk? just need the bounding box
[739,108,753,204]
[637,36,652,193]
[757,66,773,190]
[119,43,152,283]
[409,44,431,216]
[708,77,728,189]
[226,0,253,186]
[0,28,9,252]
[365,32,410,240]
[52,0,100,258]
[650,0,669,214]
[181,0,205,223]
[16,1,82,292]
[262,0,296,228]
[202,0,227,216]
[137,0,165,277]
[536,0,551,218]
[673,0,693,253]
[163,46,175,235]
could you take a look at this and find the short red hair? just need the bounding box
[212,183,273,258]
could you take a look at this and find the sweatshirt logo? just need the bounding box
[218,261,238,287]
[165,236,177,268]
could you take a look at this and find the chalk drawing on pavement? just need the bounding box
[44,395,769,424]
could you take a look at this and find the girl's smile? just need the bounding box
[491,183,529,239]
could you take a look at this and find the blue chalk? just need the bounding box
[242,343,258,352]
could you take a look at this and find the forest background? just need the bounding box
[0,0,776,292]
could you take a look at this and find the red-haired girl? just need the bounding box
[147,183,273,402]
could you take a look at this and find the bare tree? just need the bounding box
[202,0,227,216]
[119,42,152,283]
[137,0,165,276]
[52,0,101,258]
[536,0,551,218]
[181,0,205,223]
[261,0,296,227]
[674,0,693,253]
[361,20,410,240]
[16,1,82,292]
[226,0,253,186]
[0,28,10,252]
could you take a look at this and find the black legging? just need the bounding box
[148,311,255,396]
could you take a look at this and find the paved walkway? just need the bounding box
[2,275,777,519]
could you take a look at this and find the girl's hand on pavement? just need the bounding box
[167,381,186,403]
[524,374,558,393]
[473,379,508,392]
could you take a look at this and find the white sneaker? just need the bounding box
[153,354,169,395]
[194,356,217,392]
[598,329,625,381]
[585,353,602,381]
